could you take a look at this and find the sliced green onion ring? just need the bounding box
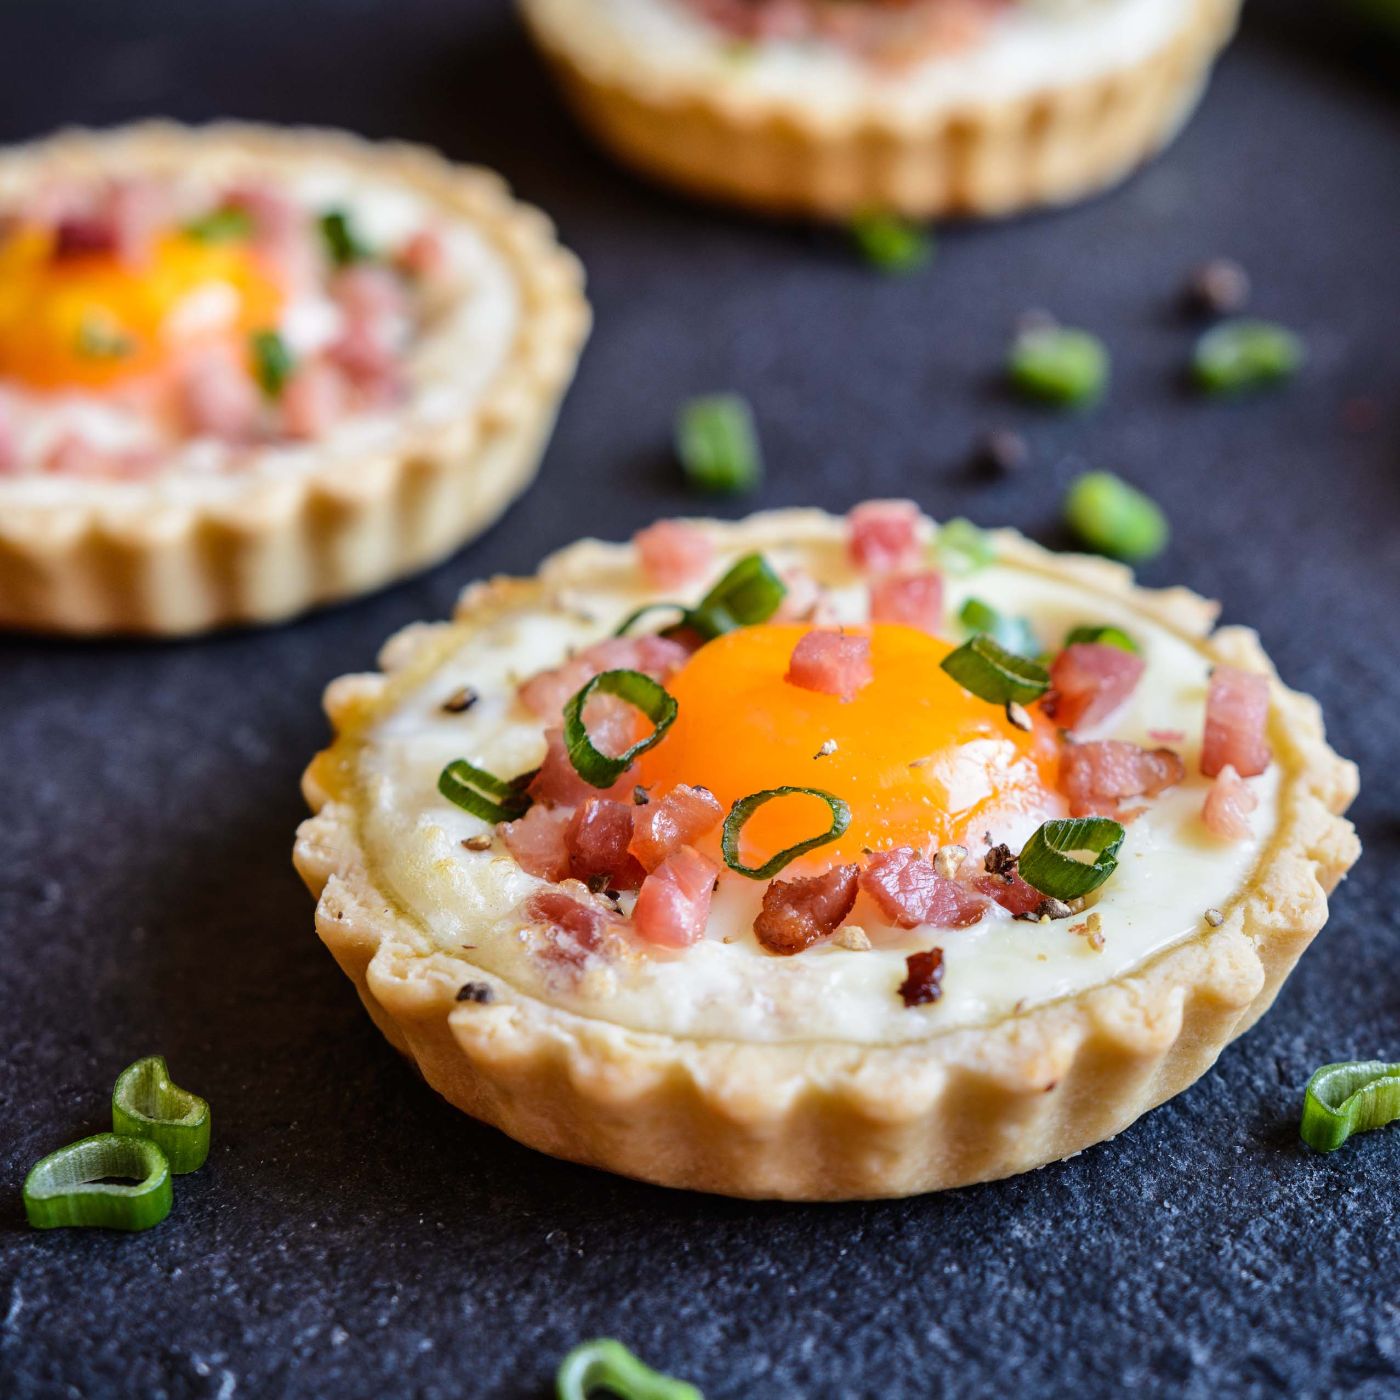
[686,553,786,640]
[23,1133,172,1231]
[613,601,690,639]
[675,394,763,495]
[1018,817,1126,900]
[319,207,372,266]
[721,786,851,880]
[556,1339,703,1400]
[250,329,295,399]
[1065,624,1139,654]
[112,1056,210,1174]
[1064,471,1169,562]
[936,518,994,576]
[1192,319,1303,395]
[564,670,678,788]
[438,759,533,823]
[1007,325,1109,408]
[1300,1060,1400,1152]
[959,598,1040,659]
[940,634,1049,705]
[183,206,253,243]
[849,210,933,275]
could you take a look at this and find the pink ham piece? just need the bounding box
[869,569,943,634]
[523,890,618,970]
[566,799,646,891]
[634,520,715,590]
[328,319,401,404]
[632,846,719,948]
[178,351,260,441]
[1060,740,1186,818]
[397,227,448,279]
[332,263,407,323]
[518,634,690,721]
[786,630,873,702]
[281,362,349,440]
[974,871,1043,917]
[51,180,162,267]
[629,783,724,872]
[859,847,987,929]
[1043,643,1146,732]
[500,805,572,882]
[527,721,637,810]
[1201,666,1272,778]
[1202,764,1259,840]
[752,863,859,956]
[848,500,922,574]
[225,183,315,288]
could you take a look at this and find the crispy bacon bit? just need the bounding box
[786,630,873,701]
[566,799,646,891]
[1201,764,1259,840]
[1042,643,1146,732]
[518,635,690,721]
[869,569,943,634]
[1060,740,1186,817]
[752,864,859,956]
[974,871,1043,917]
[178,351,260,441]
[847,499,921,574]
[632,846,719,948]
[523,889,618,968]
[984,842,1017,881]
[634,520,715,590]
[527,718,637,809]
[898,948,945,1007]
[281,362,349,440]
[628,783,723,871]
[500,804,572,881]
[860,847,987,929]
[1201,666,1272,778]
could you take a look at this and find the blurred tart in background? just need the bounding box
[519,0,1242,218]
[0,123,589,635]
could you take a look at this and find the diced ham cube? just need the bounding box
[785,630,872,702]
[397,227,448,279]
[1202,764,1259,840]
[225,183,316,288]
[869,569,943,634]
[332,263,408,323]
[848,499,921,574]
[518,635,690,721]
[105,179,165,267]
[1043,643,1146,732]
[1059,740,1186,818]
[281,361,349,440]
[527,722,637,809]
[629,783,723,872]
[523,890,618,969]
[178,351,260,441]
[859,847,987,930]
[973,871,1043,917]
[1201,666,1272,778]
[566,799,646,891]
[42,435,115,477]
[328,319,401,404]
[634,519,715,590]
[500,804,572,881]
[632,846,719,949]
[752,863,859,956]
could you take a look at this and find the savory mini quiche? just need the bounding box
[0,123,588,634]
[519,0,1242,218]
[295,506,1358,1199]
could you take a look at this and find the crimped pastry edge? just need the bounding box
[0,121,591,635]
[293,508,1360,1200]
[518,0,1241,218]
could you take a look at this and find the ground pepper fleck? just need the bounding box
[455,982,494,1003]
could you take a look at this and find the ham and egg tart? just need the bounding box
[519,0,1242,219]
[0,123,589,634]
[295,507,1358,1199]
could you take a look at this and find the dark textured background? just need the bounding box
[1,1,1398,1396]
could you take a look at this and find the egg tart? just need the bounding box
[519,0,1241,219]
[295,506,1358,1199]
[0,123,589,635]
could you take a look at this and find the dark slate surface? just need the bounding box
[1,1,1398,1396]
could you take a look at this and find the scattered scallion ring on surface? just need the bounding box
[686,553,787,640]
[250,329,295,399]
[1063,471,1169,562]
[848,210,933,275]
[1064,624,1139,654]
[722,786,851,880]
[959,598,1040,660]
[940,634,1049,706]
[319,207,373,266]
[936,518,994,576]
[1300,1060,1400,1152]
[564,670,679,788]
[184,206,253,243]
[556,1339,703,1400]
[111,1056,210,1174]
[22,1133,173,1232]
[1017,817,1126,900]
[438,759,533,823]
[1007,325,1109,408]
[675,394,763,495]
[1192,319,1304,395]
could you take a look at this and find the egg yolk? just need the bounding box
[635,622,1064,868]
[0,226,283,391]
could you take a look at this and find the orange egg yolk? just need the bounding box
[0,226,283,392]
[635,622,1064,868]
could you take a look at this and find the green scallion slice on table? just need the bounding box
[675,395,763,495]
[1017,817,1126,900]
[23,1133,172,1231]
[184,206,253,243]
[959,598,1040,659]
[722,787,851,880]
[557,1339,703,1400]
[936,517,994,576]
[250,329,295,399]
[564,670,678,788]
[940,634,1049,705]
[1007,325,1109,408]
[438,759,533,823]
[1192,319,1303,395]
[1300,1060,1400,1152]
[849,210,933,275]
[1064,624,1139,654]
[686,553,786,640]
[111,1056,210,1174]
[1063,471,1168,562]
[319,207,373,266]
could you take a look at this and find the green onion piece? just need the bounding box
[936,518,995,576]
[250,329,295,399]
[563,670,678,788]
[184,206,254,243]
[439,759,532,823]
[1064,624,1139,654]
[721,786,851,880]
[319,207,373,267]
[556,1339,703,1400]
[1063,471,1169,562]
[76,315,135,360]
[23,1133,172,1231]
[111,1056,210,1174]
[675,395,763,495]
[613,602,690,639]
[686,553,786,641]
[1300,1060,1400,1152]
[959,598,1039,659]
[940,634,1049,705]
[849,210,933,275]
[1192,319,1303,395]
[1017,817,1126,900]
[1007,326,1109,408]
